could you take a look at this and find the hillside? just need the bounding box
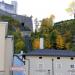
[54,19,75,35]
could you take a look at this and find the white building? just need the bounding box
[0,1,17,14]
[0,22,14,75]
[23,49,75,75]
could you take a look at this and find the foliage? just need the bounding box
[32,38,40,49]
[56,34,65,49]
[0,15,26,53]
[65,43,71,50]
[0,16,19,31]
[54,19,75,50]
[44,38,51,49]
[40,15,54,36]
[15,39,25,53]
[32,16,75,50]
[71,45,75,51]
[49,30,57,48]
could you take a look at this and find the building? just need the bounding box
[0,1,17,14]
[0,0,33,32]
[0,22,14,75]
[0,8,33,50]
[0,9,33,32]
[0,1,33,32]
[22,49,75,75]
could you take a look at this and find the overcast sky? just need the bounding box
[1,0,74,22]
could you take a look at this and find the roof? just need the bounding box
[0,9,33,31]
[22,49,75,57]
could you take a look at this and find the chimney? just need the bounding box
[40,38,44,49]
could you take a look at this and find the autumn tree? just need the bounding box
[39,15,55,49]
[40,15,55,36]
[44,38,51,49]
[56,34,65,49]
[32,38,40,49]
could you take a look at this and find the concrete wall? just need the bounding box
[5,36,14,75]
[0,22,8,71]
[0,22,14,75]
[25,56,75,75]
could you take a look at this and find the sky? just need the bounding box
[0,0,74,22]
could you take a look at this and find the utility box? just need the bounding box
[0,22,14,75]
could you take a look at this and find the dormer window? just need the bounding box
[57,57,60,59]
[39,56,42,59]
[70,57,74,60]
[21,23,24,26]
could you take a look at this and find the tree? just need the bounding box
[56,34,65,49]
[49,30,57,48]
[66,1,75,19]
[44,38,51,49]
[40,15,55,37]
[32,38,40,49]
[15,39,25,53]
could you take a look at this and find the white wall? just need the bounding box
[26,56,52,75]
[25,56,75,75]
[5,36,14,75]
[0,22,8,71]
[0,22,14,75]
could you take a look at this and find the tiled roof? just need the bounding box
[23,49,75,57]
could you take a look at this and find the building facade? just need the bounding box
[23,49,75,75]
[0,22,14,75]
[0,1,17,14]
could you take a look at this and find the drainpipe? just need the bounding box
[52,59,54,75]
[24,58,30,75]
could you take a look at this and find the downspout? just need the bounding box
[25,59,30,75]
[52,59,54,75]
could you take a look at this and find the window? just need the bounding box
[21,23,24,26]
[39,56,42,59]
[38,64,43,72]
[70,57,74,60]
[70,64,75,68]
[56,63,62,69]
[57,57,60,59]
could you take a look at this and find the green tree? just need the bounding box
[15,39,25,53]
[49,30,57,48]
